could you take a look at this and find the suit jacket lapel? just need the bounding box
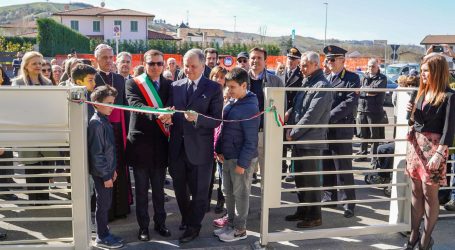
[287,73,300,87]
[187,78,208,107]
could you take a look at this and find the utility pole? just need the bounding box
[323,2,328,48]
[186,10,189,25]
[234,16,237,43]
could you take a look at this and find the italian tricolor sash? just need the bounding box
[133,73,170,137]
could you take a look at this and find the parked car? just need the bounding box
[384,78,398,106]
[385,63,420,82]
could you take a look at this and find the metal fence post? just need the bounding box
[389,91,411,226]
[260,87,285,246]
[69,87,91,250]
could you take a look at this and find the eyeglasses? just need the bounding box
[327,57,344,63]
[237,59,248,63]
[146,61,164,67]
[41,68,51,72]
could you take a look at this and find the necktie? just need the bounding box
[288,70,293,79]
[153,80,159,91]
[187,80,194,102]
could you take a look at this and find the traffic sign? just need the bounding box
[391,53,398,61]
[390,44,400,52]
[113,25,121,38]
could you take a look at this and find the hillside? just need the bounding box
[152,23,425,59]
[0,3,425,60]
[0,2,92,25]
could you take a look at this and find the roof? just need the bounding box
[100,9,154,17]
[53,6,154,17]
[147,30,181,40]
[421,35,455,44]
[179,22,189,28]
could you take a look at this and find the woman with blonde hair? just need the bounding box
[404,54,455,249]
[12,51,52,86]
[11,51,56,202]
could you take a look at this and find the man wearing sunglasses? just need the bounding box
[321,45,360,219]
[125,49,172,241]
[236,52,249,71]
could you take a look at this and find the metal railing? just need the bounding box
[0,86,90,249]
[259,86,454,245]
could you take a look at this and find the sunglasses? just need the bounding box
[327,57,344,62]
[146,61,164,67]
[41,68,51,72]
[237,59,248,63]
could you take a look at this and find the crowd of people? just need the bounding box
[0,42,454,250]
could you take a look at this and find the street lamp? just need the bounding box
[323,2,328,48]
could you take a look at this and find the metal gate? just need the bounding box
[0,86,90,249]
[259,87,421,245]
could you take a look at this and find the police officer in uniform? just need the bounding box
[321,45,360,218]
[283,47,304,181]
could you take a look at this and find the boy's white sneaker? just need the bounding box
[213,226,232,237]
[219,228,247,242]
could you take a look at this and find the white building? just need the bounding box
[53,7,154,41]
[176,23,225,46]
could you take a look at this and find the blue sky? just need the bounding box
[2,0,455,45]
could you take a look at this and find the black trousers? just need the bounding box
[375,142,395,179]
[169,147,212,229]
[93,176,113,239]
[133,166,166,229]
[293,148,322,220]
[26,162,49,201]
[209,159,224,203]
[323,142,356,210]
[357,112,384,156]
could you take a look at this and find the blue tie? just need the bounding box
[153,80,159,91]
[187,81,194,102]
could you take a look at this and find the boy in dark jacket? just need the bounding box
[214,67,260,242]
[88,85,123,249]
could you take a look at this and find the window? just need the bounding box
[114,20,122,30]
[70,20,79,31]
[93,21,100,32]
[131,21,138,32]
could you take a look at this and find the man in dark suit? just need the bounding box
[159,48,223,243]
[283,47,304,181]
[322,45,360,218]
[125,49,172,241]
[94,44,132,220]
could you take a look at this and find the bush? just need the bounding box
[89,38,281,57]
[37,18,90,57]
[0,36,34,52]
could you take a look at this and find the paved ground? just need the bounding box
[1,105,455,249]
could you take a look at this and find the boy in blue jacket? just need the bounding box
[88,85,124,249]
[214,67,260,242]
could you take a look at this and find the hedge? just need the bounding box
[93,38,281,56]
[37,18,90,57]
